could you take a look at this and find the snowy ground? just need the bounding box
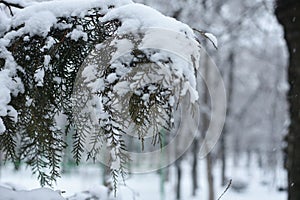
[0,157,287,200]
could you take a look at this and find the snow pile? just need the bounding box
[11,0,132,35]
[0,186,64,200]
[1,0,133,40]
[0,185,114,200]
[102,3,194,38]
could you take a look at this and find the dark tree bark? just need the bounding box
[275,1,300,200]
[206,153,215,200]
[221,51,235,186]
[0,150,2,179]
[175,159,182,200]
[191,139,199,196]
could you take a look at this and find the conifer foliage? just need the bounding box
[0,0,200,189]
[0,1,124,186]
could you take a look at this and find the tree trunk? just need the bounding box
[221,51,235,185]
[220,132,227,185]
[201,48,215,200]
[246,149,251,169]
[275,1,300,200]
[0,150,2,179]
[256,149,263,169]
[175,159,182,200]
[192,139,199,196]
[206,153,215,200]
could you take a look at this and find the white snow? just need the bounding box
[0,187,64,200]
[0,69,18,134]
[0,118,5,133]
[34,68,45,87]
[41,37,56,51]
[111,38,134,62]
[12,0,133,31]
[67,26,88,41]
[106,73,118,84]
[44,55,51,67]
[0,83,11,116]
[82,64,98,83]
[23,10,57,37]
[67,185,109,200]
[0,10,11,35]
[204,32,218,48]
[102,3,194,38]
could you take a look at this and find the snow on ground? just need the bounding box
[0,187,64,200]
[0,157,287,200]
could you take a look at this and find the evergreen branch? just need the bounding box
[71,127,86,164]
[0,126,16,162]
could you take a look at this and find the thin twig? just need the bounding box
[217,179,232,200]
[0,0,24,16]
[192,28,218,50]
[0,0,23,8]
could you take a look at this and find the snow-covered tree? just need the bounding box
[0,0,204,191]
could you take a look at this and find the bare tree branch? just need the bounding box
[0,0,24,16]
[217,179,232,200]
[193,28,218,50]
